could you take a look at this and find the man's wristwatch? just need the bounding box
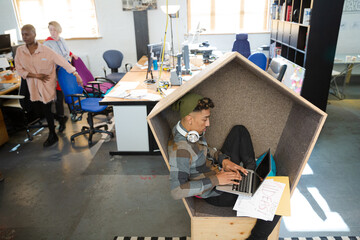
[73,71,79,76]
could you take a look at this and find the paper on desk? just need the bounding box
[136,62,148,70]
[233,179,285,221]
[142,93,162,101]
[182,76,192,82]
[267,176,291,216]
[128,89,148,98]
[105,82,139,98]
[162,89,176,96]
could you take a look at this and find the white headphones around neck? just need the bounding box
[176,121,200,143]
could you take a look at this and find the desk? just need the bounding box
[0,72,20,95]
[0,71,20,146]
[331,54,360,99]
[100,56,176,155]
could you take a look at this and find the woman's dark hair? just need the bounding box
[193,97,214,112]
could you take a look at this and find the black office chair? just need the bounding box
[57,66,113,146]
[103,50,132,83]
[0,78,47,140]
[266,58,287,81]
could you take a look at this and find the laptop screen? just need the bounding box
[255,149,271,180]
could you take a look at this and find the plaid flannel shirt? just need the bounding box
[167,123,229,200]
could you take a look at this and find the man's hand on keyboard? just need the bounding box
[222,159,248,176]
[216,169,241,185]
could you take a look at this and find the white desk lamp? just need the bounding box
[161,5,180,69]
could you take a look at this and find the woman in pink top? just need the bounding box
[15,24,83,147]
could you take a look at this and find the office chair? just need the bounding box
[72,57,116,97]
[103,50,131,83]
[248,52,267,70]
[57,67,114,146]
[232,33,251,58]
[266,58,287,81]
[0,78,47,140]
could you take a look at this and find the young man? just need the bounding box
[168,92,280,240]
[15,24,83,147]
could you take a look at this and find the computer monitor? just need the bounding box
[146,42,163,81]
[0,34,12,54]
[147,42,163,61]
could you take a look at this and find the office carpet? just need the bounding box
[83,135,168,176]
[114,237,359,240]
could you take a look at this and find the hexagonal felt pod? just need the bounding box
[147,52,327,240]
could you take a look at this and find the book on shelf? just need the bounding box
[280,3,286,21]
[303,8,311,25]
[286,5,292,21]
[270,42,276,59]
[275,47,282,57]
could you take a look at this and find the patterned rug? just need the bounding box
[114,237,359,240]
[114,238,190,240]
[279,238,360,240]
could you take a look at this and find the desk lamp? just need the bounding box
[161,5,180,69]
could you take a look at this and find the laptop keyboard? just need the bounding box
[232,171,253,193]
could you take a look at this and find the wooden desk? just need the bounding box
[0,72,21,95]
[0,71,21,146]
[100,56,176,155]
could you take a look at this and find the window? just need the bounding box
[187,0,270,34]
[12,0,100,39]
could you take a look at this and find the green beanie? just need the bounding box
[172,93,203,118]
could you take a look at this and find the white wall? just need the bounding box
[334,1,360,74]
[0,1,17,32]
[148,0,269,53]
[62,0,137,77]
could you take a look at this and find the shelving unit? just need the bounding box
[270,0,312,67]
[269,0,345,111]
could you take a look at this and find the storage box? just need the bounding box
[147,52,327,240]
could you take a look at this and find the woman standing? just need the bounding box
[15,24,83,147]
[43,21,78,132]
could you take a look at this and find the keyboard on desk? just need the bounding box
[232,170,254,193]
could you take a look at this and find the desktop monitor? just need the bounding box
[0,34,12,54]
[146,42,163,80]
[147,42,163,61]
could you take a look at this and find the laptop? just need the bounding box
[216,149,272,197]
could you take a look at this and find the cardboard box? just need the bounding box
[147,52,327,240]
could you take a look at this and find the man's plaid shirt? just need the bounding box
[167,122,229,199]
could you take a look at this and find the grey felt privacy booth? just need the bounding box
[147,52,327,240]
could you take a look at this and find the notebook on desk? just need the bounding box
[216,149,272,197]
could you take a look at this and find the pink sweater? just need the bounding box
[15,43,76,103]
